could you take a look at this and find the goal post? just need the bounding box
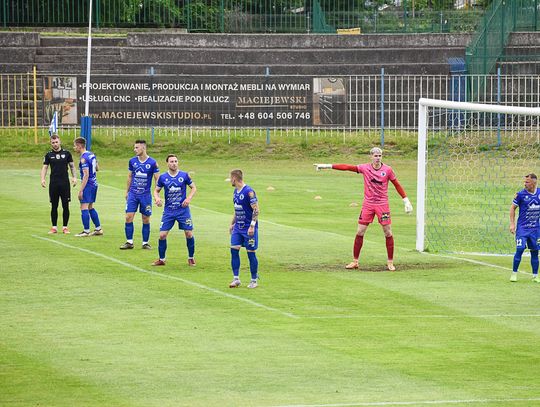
[416,98,540,254]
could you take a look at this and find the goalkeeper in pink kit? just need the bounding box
[315,147,413,271]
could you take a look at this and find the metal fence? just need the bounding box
[466,0,540,76]
[2,0,484,33]
[2,71,539,144]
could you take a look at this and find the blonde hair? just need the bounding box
[370,147,383,155]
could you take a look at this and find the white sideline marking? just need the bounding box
[305,314,540,320]
[32,235,299,319]
[421,252,532,275]
[264,397,540,407]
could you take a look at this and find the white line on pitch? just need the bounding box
[263,396,540,407]
[421,252,532,275]
[32,235,299,319]
[304,314,540,319]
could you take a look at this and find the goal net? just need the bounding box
[416,98,540,254]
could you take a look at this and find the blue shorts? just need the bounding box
[80,185,97,204]
[160,209,193,231]
[231,229,258,251]
[126,192,152,216]
[516,229,539,251]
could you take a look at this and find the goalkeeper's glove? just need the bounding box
[403,197,413,214]
[314,164,332,171]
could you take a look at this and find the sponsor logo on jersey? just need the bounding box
[169,186,182,192]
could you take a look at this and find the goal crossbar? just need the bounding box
[416,98,540,252]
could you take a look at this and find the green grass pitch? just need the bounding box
[1,137,539,407]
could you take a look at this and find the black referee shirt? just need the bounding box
[43,148,73,184]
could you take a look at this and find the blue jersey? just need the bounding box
[233,184,258,233]
[128,156,159,195]
[79,151,98,187]
[157,171,193,212]
[513,188,540,233]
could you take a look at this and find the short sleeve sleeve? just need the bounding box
[248,188,258,205]
[43,153,50,165]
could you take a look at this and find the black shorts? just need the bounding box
[49,182,71,203]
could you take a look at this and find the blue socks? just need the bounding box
[125,222,134,241]
[158,239,167,260]
[142,223,150,243]
[89,208,100,228]
[247,251,258,280]
[513,247,525,272]
[186,236,195,258]
[532,250,539,275]
[230,249,258,280]
[231,248,240,277]
[81,209,90,231]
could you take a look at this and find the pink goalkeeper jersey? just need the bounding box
[356,163,396,205]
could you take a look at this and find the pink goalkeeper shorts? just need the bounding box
[358,202,391,226]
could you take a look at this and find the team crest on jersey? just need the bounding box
[380,171,386,176]
[381,212,390,221]
[56,154,60,159]
[61,154,65,159]
[239,194,244,200]
[146,164,151,169]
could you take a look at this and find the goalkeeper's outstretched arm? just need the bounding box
[313,164,358,172]
[390,178,413,214]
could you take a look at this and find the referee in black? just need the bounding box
[40,134,77,234]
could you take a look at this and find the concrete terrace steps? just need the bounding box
[112,62,452,75]
[126,32,472,49]
[121,46,464,66]
[34,54,121,64]
[35,46,121,55]
[39,36,126,47]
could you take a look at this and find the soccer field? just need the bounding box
[1,149,539,407]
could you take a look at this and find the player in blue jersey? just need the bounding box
[151,154,197,267]
[120,140,160,250]
[228,169,260,289]
[73,137,102,237]
[509,173,540,283]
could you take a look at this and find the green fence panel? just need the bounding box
[2,0,488,33]
[466,0,540,77]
